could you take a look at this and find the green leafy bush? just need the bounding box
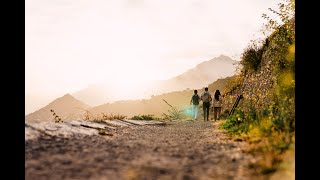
[240,43,264,72]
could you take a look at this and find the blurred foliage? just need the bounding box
[81,109,127,122]
[240,43,264,72]
[162,99,186,120]
[131,114,161,120]
[221,0,295,175]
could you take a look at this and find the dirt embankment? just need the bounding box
[25,120,264,180]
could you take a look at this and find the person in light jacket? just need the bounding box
[212,90,223,121]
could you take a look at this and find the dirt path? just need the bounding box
[25,120,263,180]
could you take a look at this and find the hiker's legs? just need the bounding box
[203,102,210,121]
[217,107,222,120]
[206,104,210,121]
[191,105,195,119]
[192,105,198,120]
[194,105,199,120]
[203,104,207,120]
[213,107,218,120]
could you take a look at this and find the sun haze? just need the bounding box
[25,0,281,114]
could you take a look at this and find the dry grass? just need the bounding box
[80,109,127,122]
[50,109,63,123]
[241,129,294,176]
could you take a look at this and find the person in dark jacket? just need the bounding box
[190,89,200,120]
[200,87,212,121]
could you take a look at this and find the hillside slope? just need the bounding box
[26,94,91,122]
[89,76,237,118]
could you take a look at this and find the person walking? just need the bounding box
[212,89,223,121]
[200,87,212,121]
[190,89,200,120]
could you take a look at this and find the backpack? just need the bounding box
[202,92,211,103]
[192,94,200,105]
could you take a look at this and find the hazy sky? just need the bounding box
[26,0,281,114]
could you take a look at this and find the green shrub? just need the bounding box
[221,109,249,135]
[240,43,264,72]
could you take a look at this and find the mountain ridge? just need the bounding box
[72,54,239,106]
[25,93,91,123]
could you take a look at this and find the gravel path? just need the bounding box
[25,120,264,180]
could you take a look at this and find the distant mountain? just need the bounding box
[72,55,239,106]
[25,94,91,122]
[149,55,239,95]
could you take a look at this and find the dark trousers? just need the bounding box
[203,102,210,121]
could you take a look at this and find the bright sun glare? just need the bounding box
[25,0,281,114]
